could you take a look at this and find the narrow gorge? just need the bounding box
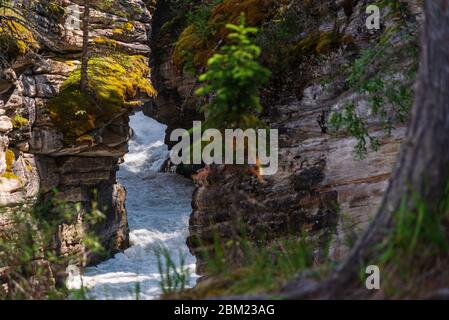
[0,0,432,300]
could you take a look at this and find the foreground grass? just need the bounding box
[159,232,334,299]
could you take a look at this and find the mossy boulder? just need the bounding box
[47,54,157,144]
[93,36,118,48]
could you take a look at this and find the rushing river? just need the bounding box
[73,111,197,299]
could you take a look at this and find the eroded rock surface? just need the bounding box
[0,0,155,282]
[145,0,422,272]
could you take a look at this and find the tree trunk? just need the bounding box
[80,2,90,93]
[286,0,449,299]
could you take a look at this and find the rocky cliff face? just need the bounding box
[143,0,203,149]
[0,0,155,278]
[147,0,422,273]
[0,0,423,295]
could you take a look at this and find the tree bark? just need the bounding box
[286,0,449,299]
[80,2,90,93]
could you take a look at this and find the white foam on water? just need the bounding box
[71,112,197,300]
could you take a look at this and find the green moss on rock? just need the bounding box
[0,8,38,61]
[1,148,20,181]
[12,114,29,129]
[0,171,21,180]
[5,149,15,171]
[93,36,118,48]
[294,30,349,56]
[48,54,157,144]
[173,0,277,71]
[42,1,66,20]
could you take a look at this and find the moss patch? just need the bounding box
[294,30,350,56]
[42,1,66,20]
[93,36,118,48]
[173,25,212,72]
[47,54,157,144]
[92,0,144,19]
[173,0,277,71]
[5,149,15,171]
[12,114,29,129]
[0,8,38,61]
[0,171,20,180]
[209,0,276,36]
[1,149,20,181]
[112,22,135,36]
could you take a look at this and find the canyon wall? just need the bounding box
[0,0,424,294]
[148,0,422,273]
[0,0,155,286]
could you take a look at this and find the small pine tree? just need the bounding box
[195,14,271,130]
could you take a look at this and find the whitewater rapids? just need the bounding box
[69,111,197,299]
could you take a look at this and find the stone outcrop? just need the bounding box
[0,0,424,295]
[0,0,155,282]
[143,0,203,148]
[145,0,422,273]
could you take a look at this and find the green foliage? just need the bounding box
[185,1,222,39]
[40,0,66,20]
[69,286,90,300]
[330,34,418,158]
[0,211,52,299]
[254,0,347,75]
[47,54,156,144]
[156,248,190,296]
[380,188,449,267]
[159,229,317,298]
[171,0,224,74]
[370,185,449,296]
[377,0,409,17]
[340,213,360,250]
[0,193,105,299]
[227,239,313,295]
[195,15,271,130]
[91,0,143,19]
[197,232,315,297]
[294,30,348,56]
[330,103,380,157]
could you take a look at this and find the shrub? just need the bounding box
[157,249,190,296]
[330,103,380,157]
[195,15,271,130]
[162,232,317,298]
[0,194,105,299]
[329,30,418,158]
